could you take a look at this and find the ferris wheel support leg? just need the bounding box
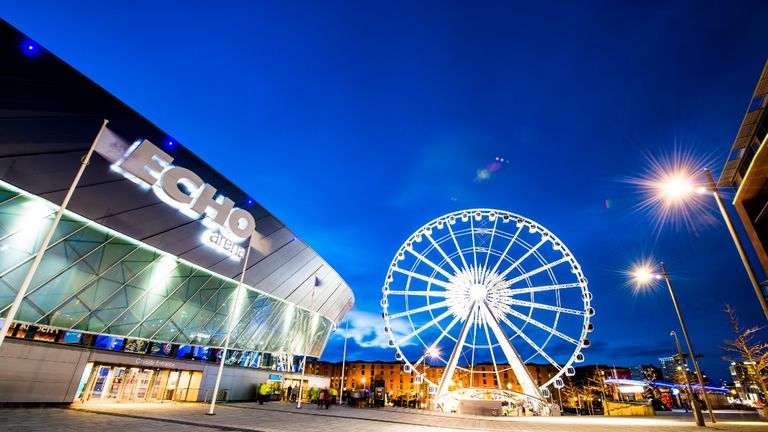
[482,305,543,399]
[434,302,477,400]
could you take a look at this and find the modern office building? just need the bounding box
[719,60,768,279]
[658,356,678,382]
[0,19,353,404]
[729,361,767,403]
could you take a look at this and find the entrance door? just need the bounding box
[135,369,154,401]
[89,366,112,400]
[119,368,140,402]
[105,367,126,400]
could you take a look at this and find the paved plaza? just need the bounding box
[1,402,768,432]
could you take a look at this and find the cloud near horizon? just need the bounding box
[330,309,415,349]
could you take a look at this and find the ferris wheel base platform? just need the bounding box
[429,388,562,416]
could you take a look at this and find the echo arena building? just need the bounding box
[0,20,353,404]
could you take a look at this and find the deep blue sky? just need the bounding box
[3,1,768,383]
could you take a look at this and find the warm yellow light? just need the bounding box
[631,264,659,286]
[658,172,695,201]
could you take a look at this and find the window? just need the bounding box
[749,95,765,112]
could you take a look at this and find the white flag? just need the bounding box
[93,125,131,164]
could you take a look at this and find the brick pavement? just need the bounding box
[0,402,767,432]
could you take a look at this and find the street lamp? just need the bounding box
[671,330,705,427]
[631,262,716,424]
[422,346,439,409]
[649,167,768,320]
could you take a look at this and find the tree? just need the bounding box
[581,369,609,415]
[722,304,768,402]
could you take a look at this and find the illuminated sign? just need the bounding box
[112,139,258,260]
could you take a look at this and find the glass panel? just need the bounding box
[0,181,338,357]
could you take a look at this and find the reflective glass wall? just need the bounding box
[0,180,333,357]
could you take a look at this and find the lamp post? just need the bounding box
[361,376,366,406]
[598,369,609,416]
[338,313,349,405]
[421,347,439,409]
[631,262,716,423]
[702,169,768,320]
[644,166,768,320]
[671,330,705,427]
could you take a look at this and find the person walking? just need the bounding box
[258,383,270,405]
[318,388,326,408]
[329,387,338,407]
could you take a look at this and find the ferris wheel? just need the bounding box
[381,209,593,400]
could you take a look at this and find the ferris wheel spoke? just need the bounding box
[480,309,503,389]
[405,247,455,280]
[446,221,470,271]
[489,224,524,277]
[425,233,462,275]
[470,217,478,269]
[497,313,562,371]
[387,299,452,319]
[481,218,499,282]
[397,308,454,345]
[412,313,463,368]
[501,256,570,287]
[499,303,579,345]
[386,290,449,297]
[498,298,586,316]
[390,267,453,290]
[491,238,548,285]
[496,282,582,297]
[469,308,479,388]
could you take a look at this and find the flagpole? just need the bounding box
[297,275,316,409]
[208,235,253,415]
[338,309,350,405]
[0,119,108,349]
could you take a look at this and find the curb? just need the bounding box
[68,406,265,432]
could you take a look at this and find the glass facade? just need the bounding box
[0,179,332,357]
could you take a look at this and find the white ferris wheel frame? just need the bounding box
[381,209,594,400]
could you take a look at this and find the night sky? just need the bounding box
[3,1,768,383]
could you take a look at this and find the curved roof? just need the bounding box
[0,19,353,325]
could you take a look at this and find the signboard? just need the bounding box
[110,139,261,260]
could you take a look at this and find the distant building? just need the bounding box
[659,356,678,381]
[306,360,558,398]
[571,365,630,386]
[719,60,768,283]
[730,361,766,402]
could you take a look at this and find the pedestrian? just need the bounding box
[286,385,293,402]
[324,388,330,409]
[329,387,338,407]
[291,386,298,402]
[317,388,325,408]
[258,383,270,405]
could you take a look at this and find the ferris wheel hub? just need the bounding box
[468,284,487,302]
